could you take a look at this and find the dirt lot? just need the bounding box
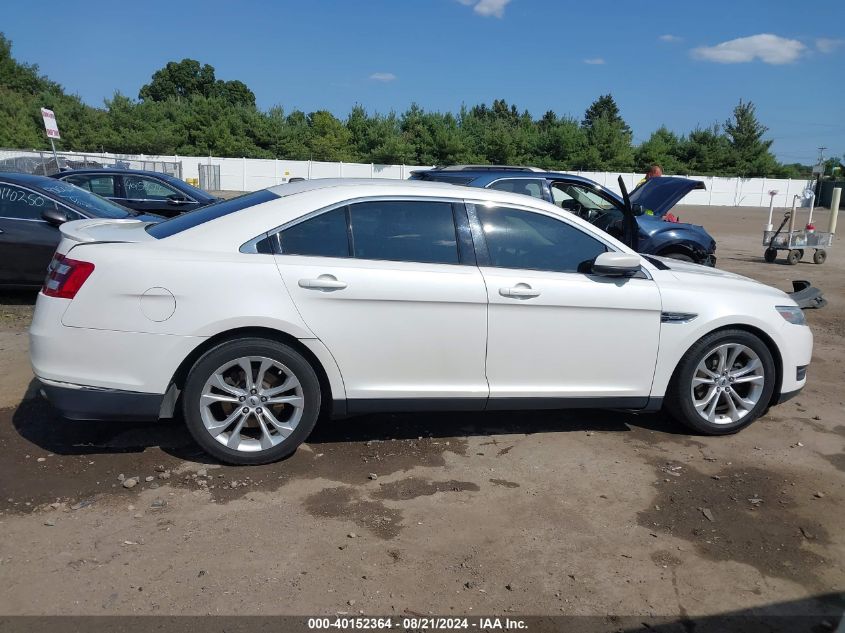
[0,204,842,625]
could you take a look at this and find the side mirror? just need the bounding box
[592,252,642,277]
[631,203,644,216]
[42,207,69,227]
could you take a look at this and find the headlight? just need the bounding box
[776,305,806,326]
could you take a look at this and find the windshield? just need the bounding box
[38,181,131,219]
[146,189,279,238]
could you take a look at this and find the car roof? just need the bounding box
[57,167,179,179]
[0,171,62,186]
[266,177,465,197]
[162,177,628,255]
[417,167,607,187]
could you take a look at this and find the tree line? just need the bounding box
[0,34,819,178]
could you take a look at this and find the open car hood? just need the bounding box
[629,176,705,217]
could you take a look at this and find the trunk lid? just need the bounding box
[59,218,157,245]
[629,176,705,217]
[55,218,156,258]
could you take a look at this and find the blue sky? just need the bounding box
[4,0,844,164]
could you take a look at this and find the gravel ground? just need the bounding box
[0,203,842,625]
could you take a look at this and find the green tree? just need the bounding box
[636,126,687,174]
[582,94,631,136]
[0,33,804,178]
[678,125,733,176]
[213,79,256,108]
[307,110,353,161]
[723,100,778,177]
[139,59,257,108]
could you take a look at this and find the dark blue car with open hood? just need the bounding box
[411,166,716,266]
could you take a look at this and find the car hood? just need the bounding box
[629,176,705,217]
[649,255,751,281]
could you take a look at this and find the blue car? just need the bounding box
[410,166,716,266]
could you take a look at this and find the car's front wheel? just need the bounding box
[182,338,321,465]
[665,329,776,435]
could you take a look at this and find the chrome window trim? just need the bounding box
[240,195,470,254]
[239,194,650,280]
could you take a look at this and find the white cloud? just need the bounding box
[659,34,682,43]
[691,33,806,65]
[583,58,606,65]
[816,37,844,53]
[369,72,397,82]
[457,0,511,18]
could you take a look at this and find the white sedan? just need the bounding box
[30,179,812,465]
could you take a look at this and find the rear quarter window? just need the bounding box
[146,189,279,238]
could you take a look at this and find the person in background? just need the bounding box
[639,164,663,186]
[635,164,678,221]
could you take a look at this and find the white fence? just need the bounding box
[0,148,815,208]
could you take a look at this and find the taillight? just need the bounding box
[43,254,95,299]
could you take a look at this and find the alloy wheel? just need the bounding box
[199,356,304,452]
[690,343,765,425]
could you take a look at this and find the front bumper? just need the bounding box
[38,378,163,422]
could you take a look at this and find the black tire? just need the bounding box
[182,338,321,465]
[663,252,695,263]
[664,329,776,435]
[763,248,777,263]
[786,249,802,265]
[813,249,827,265]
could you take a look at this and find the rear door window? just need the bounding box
[348,200,459,265]
[63,174,116,197]
[279,208,350,258]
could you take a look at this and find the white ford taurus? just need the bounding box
[30,179,812,465]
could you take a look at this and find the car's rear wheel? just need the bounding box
[182,338,321,465]
[665,329,776,435]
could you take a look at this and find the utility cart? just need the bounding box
[762,190,837,266]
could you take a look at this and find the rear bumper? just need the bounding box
[38,378,163,421]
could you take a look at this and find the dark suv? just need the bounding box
[411,166,716,265]
[53,168,220,218]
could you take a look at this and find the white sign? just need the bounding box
[41,108,60,140]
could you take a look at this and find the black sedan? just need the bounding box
[0,172,161,288]
[53,168,220,218]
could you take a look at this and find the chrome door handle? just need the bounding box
[298,275,347,291]
[499,284,540,299]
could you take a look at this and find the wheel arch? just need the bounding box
[656,241,705,262]
[669,323,784,407]
[164,326,340,418]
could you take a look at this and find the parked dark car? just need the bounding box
[410,166,716,265]
[0,172,161,288]
[52,168,220,218]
